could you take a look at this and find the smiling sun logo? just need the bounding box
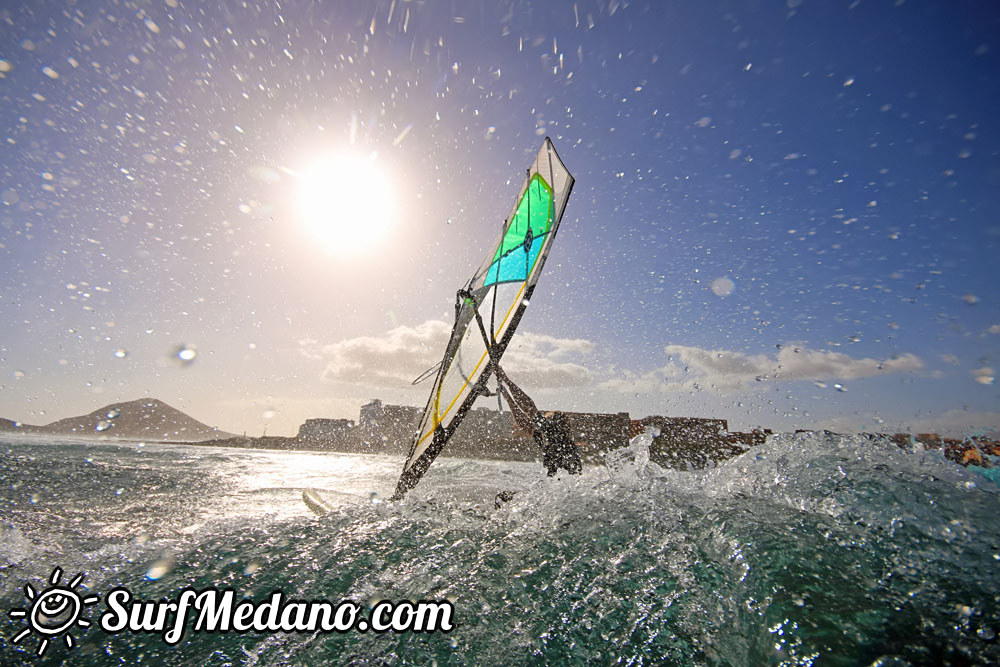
[9,567,100,656]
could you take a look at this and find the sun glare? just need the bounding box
[295,153,396,255]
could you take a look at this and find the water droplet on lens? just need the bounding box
[711,277,735,297]
[113,349,128,358]
[173,344,198,364]
[95,420,112,431]
[107,408,121,419]
[146,557,174,580]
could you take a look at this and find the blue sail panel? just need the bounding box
[484,234,547,287]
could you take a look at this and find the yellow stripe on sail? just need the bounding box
[413,277,531,450]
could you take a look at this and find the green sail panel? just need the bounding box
[486,173,553,285]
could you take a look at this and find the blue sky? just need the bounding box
[1,1,997,437]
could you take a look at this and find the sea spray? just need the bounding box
[1,434,998,665]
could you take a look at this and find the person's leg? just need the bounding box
[560,443,582,474]
[543,414,582,475]
[535,432,559,475]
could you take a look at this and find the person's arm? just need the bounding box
[496,370,540,432]
[499,384,536,433]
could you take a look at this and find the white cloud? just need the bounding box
[501,333,594,387]
[768,346,923,381]
[972,367,995,385]
[305,321,594,389]
[510,333,595,360]
[600,343,924,393]
[305,320,451,387]
[597,366,686,394]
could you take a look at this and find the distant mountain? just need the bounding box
[0,398,236,442]
[0,417,30,432]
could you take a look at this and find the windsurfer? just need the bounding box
[494,366,583,476]
[390,138,574,500]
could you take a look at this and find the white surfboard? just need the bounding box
[302,488,337,515]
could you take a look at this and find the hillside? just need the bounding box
[2,398,235,442]
[0,417,34,432]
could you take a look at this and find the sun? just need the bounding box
[295,152,397,256]
[9,567,100,656]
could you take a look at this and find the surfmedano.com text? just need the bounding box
[100,588,454,645]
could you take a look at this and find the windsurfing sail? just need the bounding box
[391,137,574,499]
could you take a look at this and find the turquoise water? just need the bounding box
[1,432,998,665]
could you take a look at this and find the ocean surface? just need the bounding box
[1,431,998,666]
